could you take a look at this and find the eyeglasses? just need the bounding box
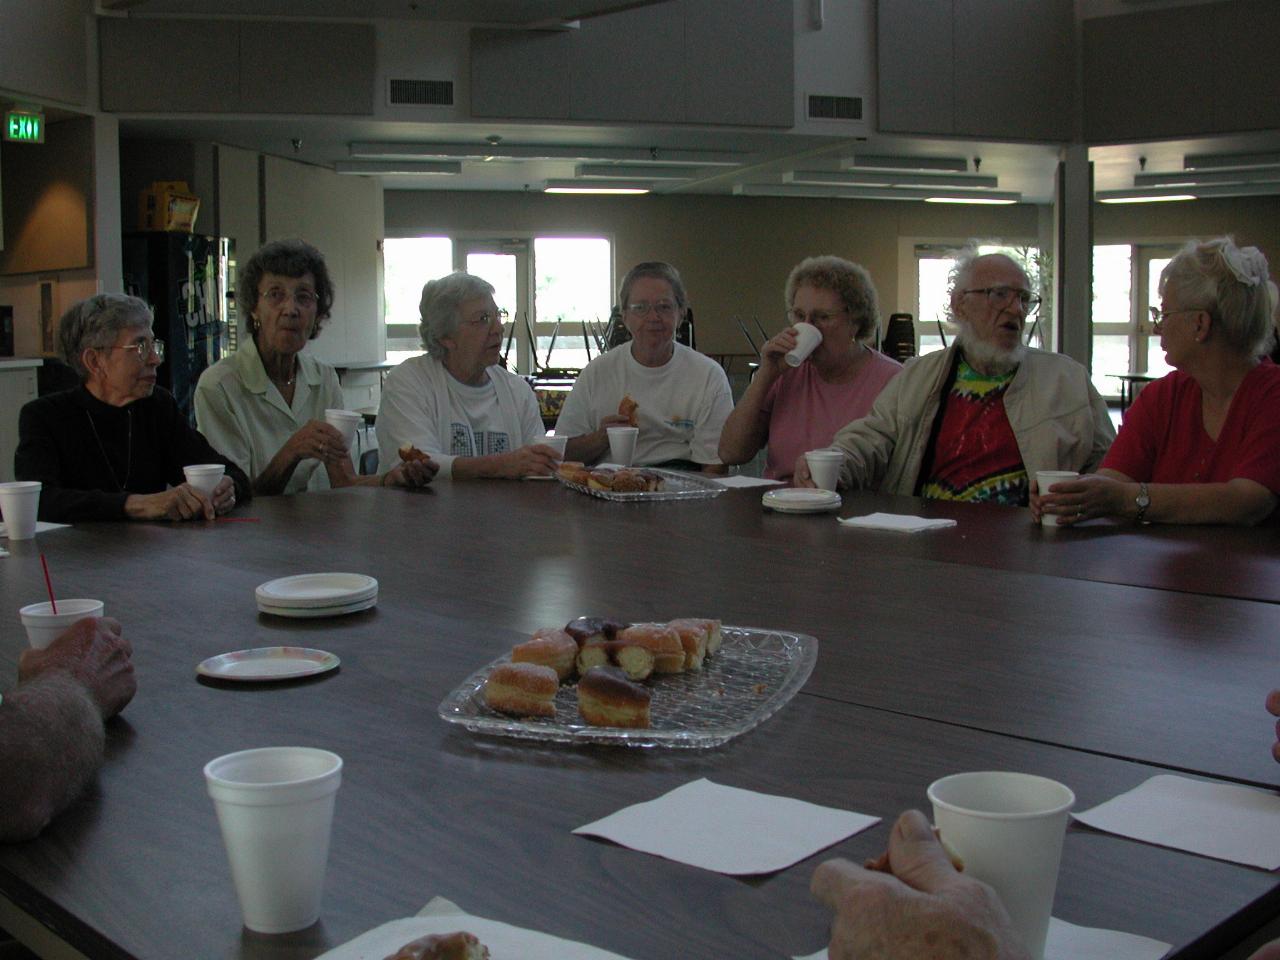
[261,287,318,310]
[626,300,678,319]
[110,339,165,362]
[788,308,849,326]
[460,308,510,327]
[1148,306,1200,331]
[961,286,1042,316]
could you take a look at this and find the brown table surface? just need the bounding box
[1,482,1278,959]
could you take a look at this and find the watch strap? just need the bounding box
[1135,482,1150,524]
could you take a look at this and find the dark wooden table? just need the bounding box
[1,482,1278,959]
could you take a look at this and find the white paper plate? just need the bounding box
[254,572,377,609]
[257,596,377,618]
[197,646,340,682]
[762,488,842,514]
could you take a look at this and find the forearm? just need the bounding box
[449,453,510,480]
[0,674,105,842]
[699,462,728,476]
[717,374,775,465]
[1135,479,1277,526]
[253,446,304,495]
[565,430,610,465]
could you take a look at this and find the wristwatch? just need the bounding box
[1134,482,1151,524]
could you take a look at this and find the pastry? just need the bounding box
[667,618,709,671]
[564,616,628,647]
[483,662,558,718]
[587,469,615,491]
[618,623,685,674]
[677,617,723,656]
[383,931,489,960]
[556,460,591,486]
[618,394,638,426]
[610,469,649,493]
[578,665,651,728]
[398,443,433,464]
[576,638,655,681]
[512,628,578,681]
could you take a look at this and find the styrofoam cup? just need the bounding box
[542,434,568,459]
[19,599,106,650]
[1035,470,1080,528]
[183,464,225,497]
[805,449,843,491]
[607,426,639,467]
[324,409,362,447]
[0,481,41,540]
[204,747,343,935]
[784,321,822,367]
[928,771,1074,960]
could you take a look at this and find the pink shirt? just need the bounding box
[762,350,902,480]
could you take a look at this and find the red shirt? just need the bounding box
[1101,361,1280,492]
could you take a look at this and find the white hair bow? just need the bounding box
[1220,242,1266,287]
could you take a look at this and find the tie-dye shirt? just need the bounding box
[919,360,1028,505]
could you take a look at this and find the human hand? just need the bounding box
[759,327,799,374]
[792,453,816,488]
[499,444,561,479]
[211,475,237,515]
[597,413,634,432]
[811,810,1029,960]
[19,617,136,719]
[383,456,438,488]
[286,420,350,466]
[1035,474,1128,526]
[1267,690,1280,764]
[125,484,215,521]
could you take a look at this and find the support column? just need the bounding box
[1054,143,1092,367]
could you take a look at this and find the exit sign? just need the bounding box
[5,111,44,144]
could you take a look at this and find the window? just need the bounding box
[1089,244,1178,398]
[384,237,452,364]
[533,238,611,372]
[913,243,1044,356]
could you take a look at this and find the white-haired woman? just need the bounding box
[376,272,558,480]
[718,255,901,481]
[1036,237,1280,526]
[16,293,249,522]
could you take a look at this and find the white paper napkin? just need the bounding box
[573,778,879,875]
[0,521,69,538]
[793,916,1170,960]
[713,475,787,488]
[1072,774,1280,869]
[837,512,957,533]
[314,897,638,960]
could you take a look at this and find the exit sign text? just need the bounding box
[5,111,44,144]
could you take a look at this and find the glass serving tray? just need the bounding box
[438,626,817,749]
[555,467,725,502]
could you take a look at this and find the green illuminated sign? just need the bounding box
[4,111,44,144]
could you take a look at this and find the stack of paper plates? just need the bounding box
[255,573,378,618]
[762,488,842,514]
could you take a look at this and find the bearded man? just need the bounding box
[797,251,1113,503]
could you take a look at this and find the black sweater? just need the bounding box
[15,386,252,522]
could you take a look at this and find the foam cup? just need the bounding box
[928,771,1074,960]
[1035,470,1080,528]
[204,746,343,934]
[19,599,106,649]
[784,322,822,367]
[607,426,639,467]
[324,409,363,447]
[0,481,41,540]
[542,434,568,459]
[805,449,844,491]
[183,464,225,497]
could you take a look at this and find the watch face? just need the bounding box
[1136,488,1151,508]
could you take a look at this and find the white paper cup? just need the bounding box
[1035,470,1080,528]
[324,409,362,447]
[928,771,1075,960]
[541,434,568,459]
[183,464,225,497]
[204,747,343,935]
[607,426,639,467]
[784,322,822,367]
[19,599,106,650]
[0,481,41,540]
[805,449,843,491]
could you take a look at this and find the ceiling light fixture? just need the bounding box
[350,141,742,166]
[1183,150,1280,171]
[1134,167,1280,188]
[334,160,461,176]
[785,169,999,189]
[1096,192,1195,204]
[924,196,1017,205]
[544,179,650,195]
[574,163,702,180]
[733,183,1020,203]
[843,154,968,172]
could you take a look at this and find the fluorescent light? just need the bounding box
[349,141,742,165]
[1136,167,1280,188]
[1097,193,1195,203]
[334,160,461,176]
[575,163,702,180]
[1184,150,1280,171]
[544,180,650,195]
[924,196,1017,205]
[786,169,999,189]
[733,183,1021,203]
[844,154,969,172]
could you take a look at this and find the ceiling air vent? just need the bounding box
[807,94,862,121]
[388,78,454,107]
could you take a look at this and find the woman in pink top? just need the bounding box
[1035,236,1279,526]
[718,256,902,481]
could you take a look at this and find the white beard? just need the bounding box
[955,322,1026,375]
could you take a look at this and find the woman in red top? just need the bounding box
[1035,236,1279,526]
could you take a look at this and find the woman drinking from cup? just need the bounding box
[718,255,902,481]
[1034,237,1280,526]
[196,240,436,494]
[15,294,249,522]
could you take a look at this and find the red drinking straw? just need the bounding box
[40,553,58,614]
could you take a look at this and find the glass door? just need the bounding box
[1138,248,1178,379]
[458,240,530,374]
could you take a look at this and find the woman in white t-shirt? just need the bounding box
[555,261,733,473]
[377,272,559,481]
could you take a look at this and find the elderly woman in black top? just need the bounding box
[16,293,250,522]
